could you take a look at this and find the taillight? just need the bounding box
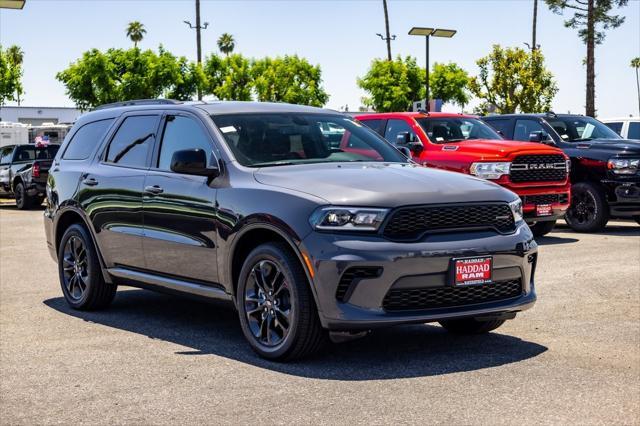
[32,162,40,178]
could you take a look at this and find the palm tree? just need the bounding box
[632,57,640,115]
[217,33,235,56]
[6,46,24,105]
[126,21,146,48]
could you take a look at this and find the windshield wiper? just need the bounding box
[252,161,296,167]
[571,138,593,142]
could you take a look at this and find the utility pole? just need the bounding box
[526,0,539,51]
[376,0,396,61]
[184,0,209,100]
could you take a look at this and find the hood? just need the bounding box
[568,139,640,155]
[254,162,516,207]
[435,139,564,161]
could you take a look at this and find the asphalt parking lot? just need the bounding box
[1,203,638,425]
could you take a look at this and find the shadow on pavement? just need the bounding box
[535,235,580,246]
[44,289,547,381]
[553,222,640,237]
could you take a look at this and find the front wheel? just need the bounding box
[565,182,609,232]
[529,220,556,237]
[237,242,326,361]
[439,317,506,334]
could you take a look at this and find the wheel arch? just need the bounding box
[227,223,316,304]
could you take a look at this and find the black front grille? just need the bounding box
[383,204,515,240]
[336,267,383,302]
[510,154,567,183]
[383,279,523,311]
[522,193,569,205]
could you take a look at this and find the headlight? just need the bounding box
[310,207,389,231]
[608,158,639,175]
[509,199,524,223]
[470,162,511,180]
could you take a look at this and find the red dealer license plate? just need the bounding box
[536,204,553,216]
[454,256,493,286]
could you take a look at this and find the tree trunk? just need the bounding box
[585,0,596,117]
[383,0,392,61]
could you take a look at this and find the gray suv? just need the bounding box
[44,100,537,360]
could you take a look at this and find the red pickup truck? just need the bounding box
[356,112,571,236]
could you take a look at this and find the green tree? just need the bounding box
[217,33,235,56]
[203,53,252,100]
[631,57,640,115]
[166,59,207,101]
[469,45,558,114]
[252,55,329,106]
[545,0,628,117]
[126,21,146,48]
[0,45,24,105]
[56,46,192,109]
[429,62,470,109]
[357,56,423,112]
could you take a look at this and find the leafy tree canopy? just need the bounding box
[545,0,627,44]
[203,53,252,101]
[0,44,24,105]
[469,45,558,114]
[357,56,423,112]
[430,62,470,108]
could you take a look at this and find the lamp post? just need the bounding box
[184,0,209,100]
[408,27,456,112]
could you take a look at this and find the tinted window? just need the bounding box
[158,116,212,170]
[514,119,546,141]
[604,122,623,135]
[105,116,158,168]
[360,118,385,136]
[546,116,620,141]
[416,117,502,143]
[0,147,14,165]
[628,122,640,140]
[384,119,416,144]
[485,118,511,136]
[63,119,114,160]
[12,145,59,162]
[212,113,405,167]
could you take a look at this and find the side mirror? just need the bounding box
[497,130,505,137]
[407,140,424,155]
[529,131,553,144]
[170,149,219,177]
[396,131,411,145]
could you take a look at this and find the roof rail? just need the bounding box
[545,110,557,117]
[93,99,181,111]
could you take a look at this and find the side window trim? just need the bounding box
[99,112,162,170]
[150,110,218,172]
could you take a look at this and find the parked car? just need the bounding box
[44,100,537,361]
[0,143,59,209]
[356,112,571,237]
[601,117,640,140]
[484,113,640,230]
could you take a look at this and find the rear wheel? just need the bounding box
[14,182,31,210]
[58,224,116,310]
[439,317,506,334]
[565,182,609,232]
[237,242,326,361]
[529,220,556,237]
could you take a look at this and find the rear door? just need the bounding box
[80,113,160,269]
[141,112,219,283]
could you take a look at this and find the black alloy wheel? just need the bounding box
[565,182,609,232]
[14,182,30,210]
[62,235,89,301]
[244,260,293,347]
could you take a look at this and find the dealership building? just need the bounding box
[0,106,82,125]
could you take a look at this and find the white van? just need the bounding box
[601,117,640,140]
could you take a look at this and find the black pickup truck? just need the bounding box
[0,144,60,209]
[484,113,640,232]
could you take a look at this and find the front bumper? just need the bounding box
[603,180,640,218]
[300,223,537,330]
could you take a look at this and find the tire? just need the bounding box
[529,220,556,237]
[439,317,506,334]
[58,223,116,310]
[236,242,326,361]
[565,182,609,232]
[14,182,31,210]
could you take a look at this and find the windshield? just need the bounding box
[13,145,59,162]
[416,117,503,143]
[546,116,621,142]
[211,113,407,167]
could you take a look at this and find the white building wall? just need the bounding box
[0,106,82,125]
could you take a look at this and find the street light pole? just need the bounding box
[409,27,456,112]
[184,0,209,100]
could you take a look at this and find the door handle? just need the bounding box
[82,177,98,186]
[144,185,164,195]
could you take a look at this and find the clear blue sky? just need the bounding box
[1,0,639,117]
